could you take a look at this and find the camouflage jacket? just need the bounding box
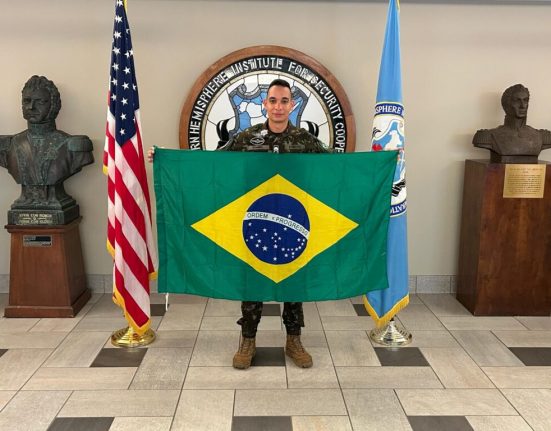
[220,121,329,153]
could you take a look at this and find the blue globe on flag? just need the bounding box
[243,194,310,265]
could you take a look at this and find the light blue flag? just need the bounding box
[363,0,409,326]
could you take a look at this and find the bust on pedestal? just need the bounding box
[473,84,551,164]
[457,84,551,316]
[1,76,94,317]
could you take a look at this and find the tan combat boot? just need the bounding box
[232,336,256,369]
[285,334,313,368]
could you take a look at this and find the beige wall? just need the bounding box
[0,0,550,279]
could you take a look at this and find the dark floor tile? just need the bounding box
[232,416,292,431]
[91,347,147,367]
[0,349,7,359]
[48,417,114,431]
[251,347,286,366]
[509,347,551,366]
[375,347,429,366]
[353,303,369,316]
[262,304,281,316]
[408,416,474,431]
[150,303,167,316]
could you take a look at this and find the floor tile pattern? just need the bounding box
[0,293,549,430]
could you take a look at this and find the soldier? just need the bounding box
[221,79,329,370]
[148,79,329,370]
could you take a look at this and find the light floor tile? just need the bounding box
[483,367,551,388]
[321,316,375,330]
[0,317,40,332]
[451,330,524,366]
[336,366,443,389]
[23,367,136,390]
[325,330,380,366]
[234,389,347,416]
[190,330,240,366]
[440,316,526,331]
[73,315,130,331]
[130,347,191,389]
[110,416,173,431]
[515,316,551,330]
[172,390,234,431]
[58,389,179,417]
[0,390,70,431]
[303,302,323,330]
[418,294,471,316]
[300,330,328,347]
[420,347,494,388]
[0,331,67,349]
[161,293,208,304]
[29,318,79,333]
[343,389,412,431]
[44,331,110,367]
[0,391,16,411]
[85,294,124,317]
[257,316,283,331]
[0,349,52,390]
[466,415,533,431]
[149,330,197,348]
[204,298,241,316]
[292,416,352,431]
[287,347,339,389]
[157,303,206,331]
[255,330,285,347]
[23,367,136,391]
[396,389,516,415]
[200,316,242,331]
[316,299,357,316]
[502,389,551,431]
[493,330,551,347]
[394,304,445,330]
[402,330,460,348]
[30,304,94,332]
[184,366,287,389]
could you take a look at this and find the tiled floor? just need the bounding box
[0,292,550,431]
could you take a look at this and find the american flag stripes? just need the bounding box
[103,0,157,335]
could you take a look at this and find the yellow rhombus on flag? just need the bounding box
[192,174,358,283]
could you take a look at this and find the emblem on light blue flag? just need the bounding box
[372,102,406,217]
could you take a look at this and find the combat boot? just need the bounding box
[233,336,256,369]
[285,334,313,368]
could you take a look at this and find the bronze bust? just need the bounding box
[0,76,94,225]
[473,84,551,164]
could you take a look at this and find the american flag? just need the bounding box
[103,0,157,335]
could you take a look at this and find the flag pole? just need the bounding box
[364,0,412,346]
[105,0,158,348]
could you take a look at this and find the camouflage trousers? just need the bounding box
[237,301,304,338]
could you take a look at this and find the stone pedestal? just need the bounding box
[456,160,551,316]
[4,217,90,318]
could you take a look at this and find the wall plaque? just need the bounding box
[179,45,355,152]
[503,164,546,198]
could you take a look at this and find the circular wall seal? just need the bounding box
[179,45,356,152]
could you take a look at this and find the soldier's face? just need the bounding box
[508,91,529,119]
[22,88,51,124]
[263,86,294,126]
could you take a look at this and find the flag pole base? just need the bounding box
[369,319,412,346]
[111,326,156,348]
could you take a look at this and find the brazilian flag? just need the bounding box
[154,149,396,302]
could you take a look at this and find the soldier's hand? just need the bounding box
[147,147,155,163]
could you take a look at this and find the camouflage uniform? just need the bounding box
[221,121,329,337]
